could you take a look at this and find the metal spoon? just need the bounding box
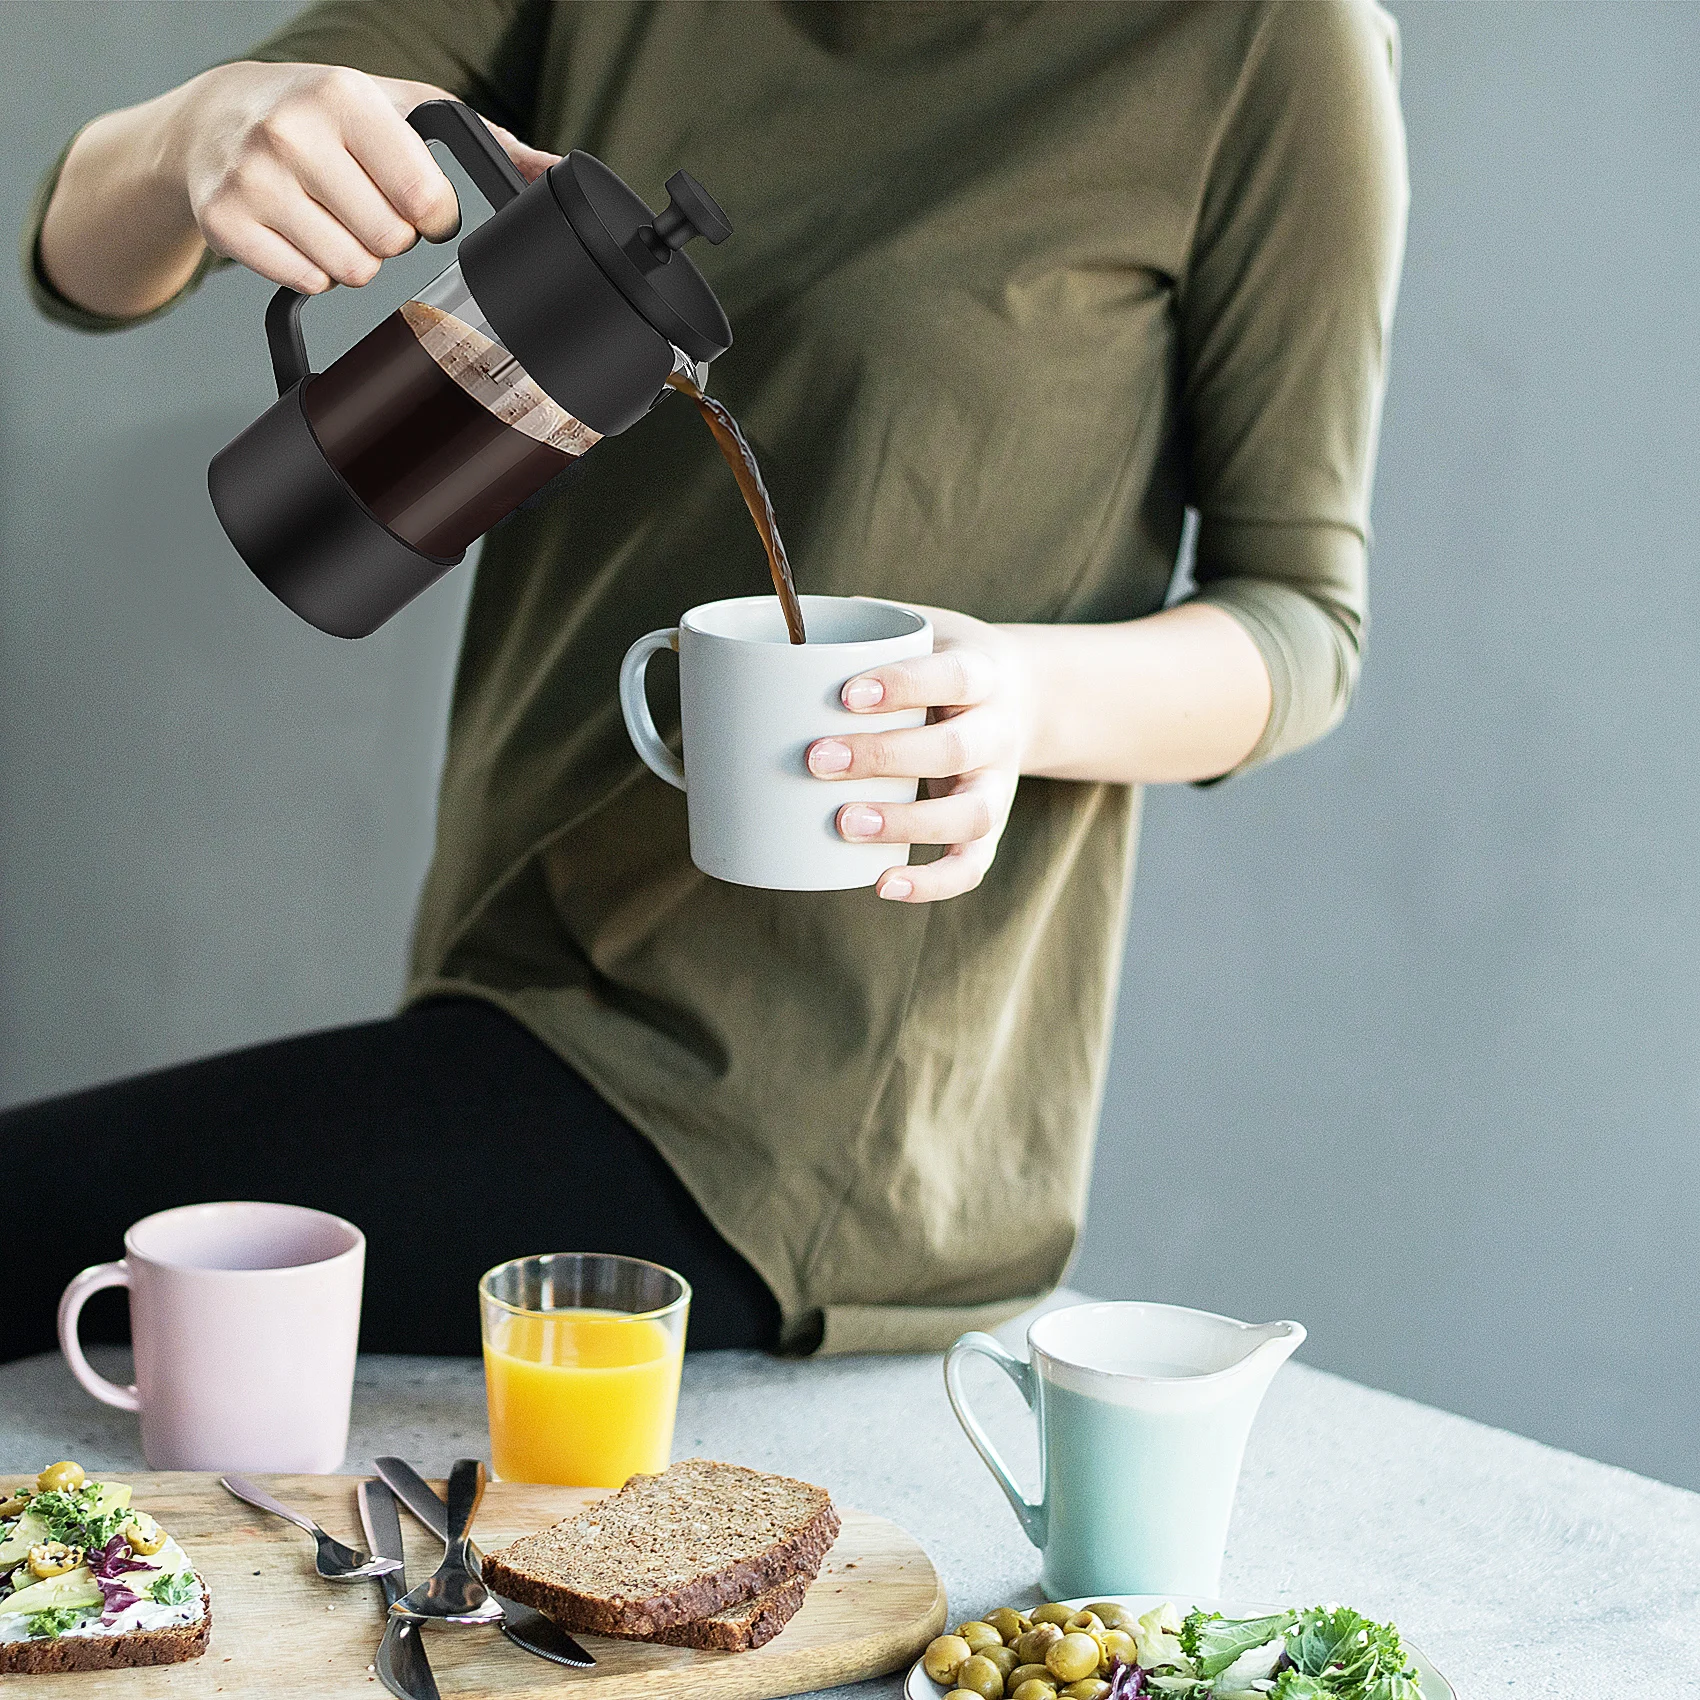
[220,1474,402,1583]
[388,1459,503,1625]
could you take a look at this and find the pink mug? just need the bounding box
[58,1201,365,1472]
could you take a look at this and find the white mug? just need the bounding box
[58,1201,365,1472]
[619,594,932,890]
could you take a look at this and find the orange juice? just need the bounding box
[483,1308,684,1487]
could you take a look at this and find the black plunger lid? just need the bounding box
[547,153,732,363]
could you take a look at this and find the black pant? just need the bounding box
[0,999,779,1361]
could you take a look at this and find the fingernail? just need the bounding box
[843,677,884,710]
[879,877,913,901]
[809,739,852,775]
[840,805,883,839]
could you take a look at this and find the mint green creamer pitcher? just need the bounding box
[945,1302,1304,1598]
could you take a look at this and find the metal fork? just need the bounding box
[388,1459,504,1624]
[220,1474,402,1583]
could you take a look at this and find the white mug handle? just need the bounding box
[619,628,687,792]
[58,1261,141,1412]
[944,1331,1048,1549]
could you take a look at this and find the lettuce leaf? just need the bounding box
[1283,1606,1420,1698]
[1182,1611,1299,1680]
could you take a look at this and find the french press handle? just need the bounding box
[263,99,529,396]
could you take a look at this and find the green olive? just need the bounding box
[1008,1666,1057,1694]
[35,1462,84,1494]
[1014,1624,1064,1665]
[954,1654,1006,1700]
[0,1494,29,1519]
[1063,1612,1104,1637]
[122,1515,167,1557]
[924,1635,973,1686]
[1084,1603,1137,1633]
[1030,1603,1075,1628]
[1046,1633,1103,1685]
[27,1542,83,1580]
[985,1607,1028,1644]
[944,1692,981,1700]
[981,1646,1020,1680]
[1064,1683,1111,1700]
[956,1622,1005,1656]
[1099,1629,1138,1669]
[1012,1682,1058,1700]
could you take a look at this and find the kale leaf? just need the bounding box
[149,1570,197,1607]
[25,1605,99,1640]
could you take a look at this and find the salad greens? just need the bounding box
[24,1606,99,1640]
[30,1485,131,1554]
[1185,1606,1419,1700]
[1100,1604,1422,1700]
[149,1571,198,1607]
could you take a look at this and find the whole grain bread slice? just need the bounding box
[0,1583,210,1675]
[622,1571,813,1652]
[481,1459,839,1638]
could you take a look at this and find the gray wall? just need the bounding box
[3,6,1697,1491]
[1076,1,1700,1492]
[1,3,461,1101]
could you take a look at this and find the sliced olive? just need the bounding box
[28,1542,84,1579]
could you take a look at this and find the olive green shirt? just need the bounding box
[26,1,1406,1353]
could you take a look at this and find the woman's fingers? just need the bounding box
[290,145,422,261]
[322,70,463,240]
[808,704,1011,781]
[850,772,1014,904]
[836,790,996,847]
[199,212,330,295]
[237,159,387,286]
[877,841,996,904]
[840,645,998,713]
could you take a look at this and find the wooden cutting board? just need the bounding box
[1,1472,946,1699]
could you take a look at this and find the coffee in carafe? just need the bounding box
[303,268,600,561]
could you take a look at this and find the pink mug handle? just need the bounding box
[58,1261,141,1412]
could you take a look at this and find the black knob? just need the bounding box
[652,171,732,249]
[627,171,733,270]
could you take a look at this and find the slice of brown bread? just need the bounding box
[481,1458,839,1638]
[628,1570,813,1652]
[0,1582,210,1674]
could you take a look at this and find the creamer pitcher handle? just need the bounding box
[620,628,687,790]
[58,1262,141,1412]
[945,1331,1046,1549]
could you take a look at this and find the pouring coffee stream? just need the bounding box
[665,371,807,645]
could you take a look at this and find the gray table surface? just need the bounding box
[5,1293,1697,1697]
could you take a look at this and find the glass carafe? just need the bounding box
[301,262,603,560]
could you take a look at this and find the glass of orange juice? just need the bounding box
[479,1252,690,1487]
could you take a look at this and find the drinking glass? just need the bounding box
[479,1252,689,1487]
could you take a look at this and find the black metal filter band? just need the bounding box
[208,381,462,641]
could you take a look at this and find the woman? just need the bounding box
[6,1,1405,1359]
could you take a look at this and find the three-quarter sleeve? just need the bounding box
[21,0,549,335]
[1178,0,1408,775]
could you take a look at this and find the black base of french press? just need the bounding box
[208,380,462,640]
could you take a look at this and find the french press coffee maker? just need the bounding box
[208,101,732,638]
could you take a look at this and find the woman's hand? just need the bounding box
[806,607,1035,904]
[40,61,559,318]
[168,62,558,294]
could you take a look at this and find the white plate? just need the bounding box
[903,1595,1456,1700]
